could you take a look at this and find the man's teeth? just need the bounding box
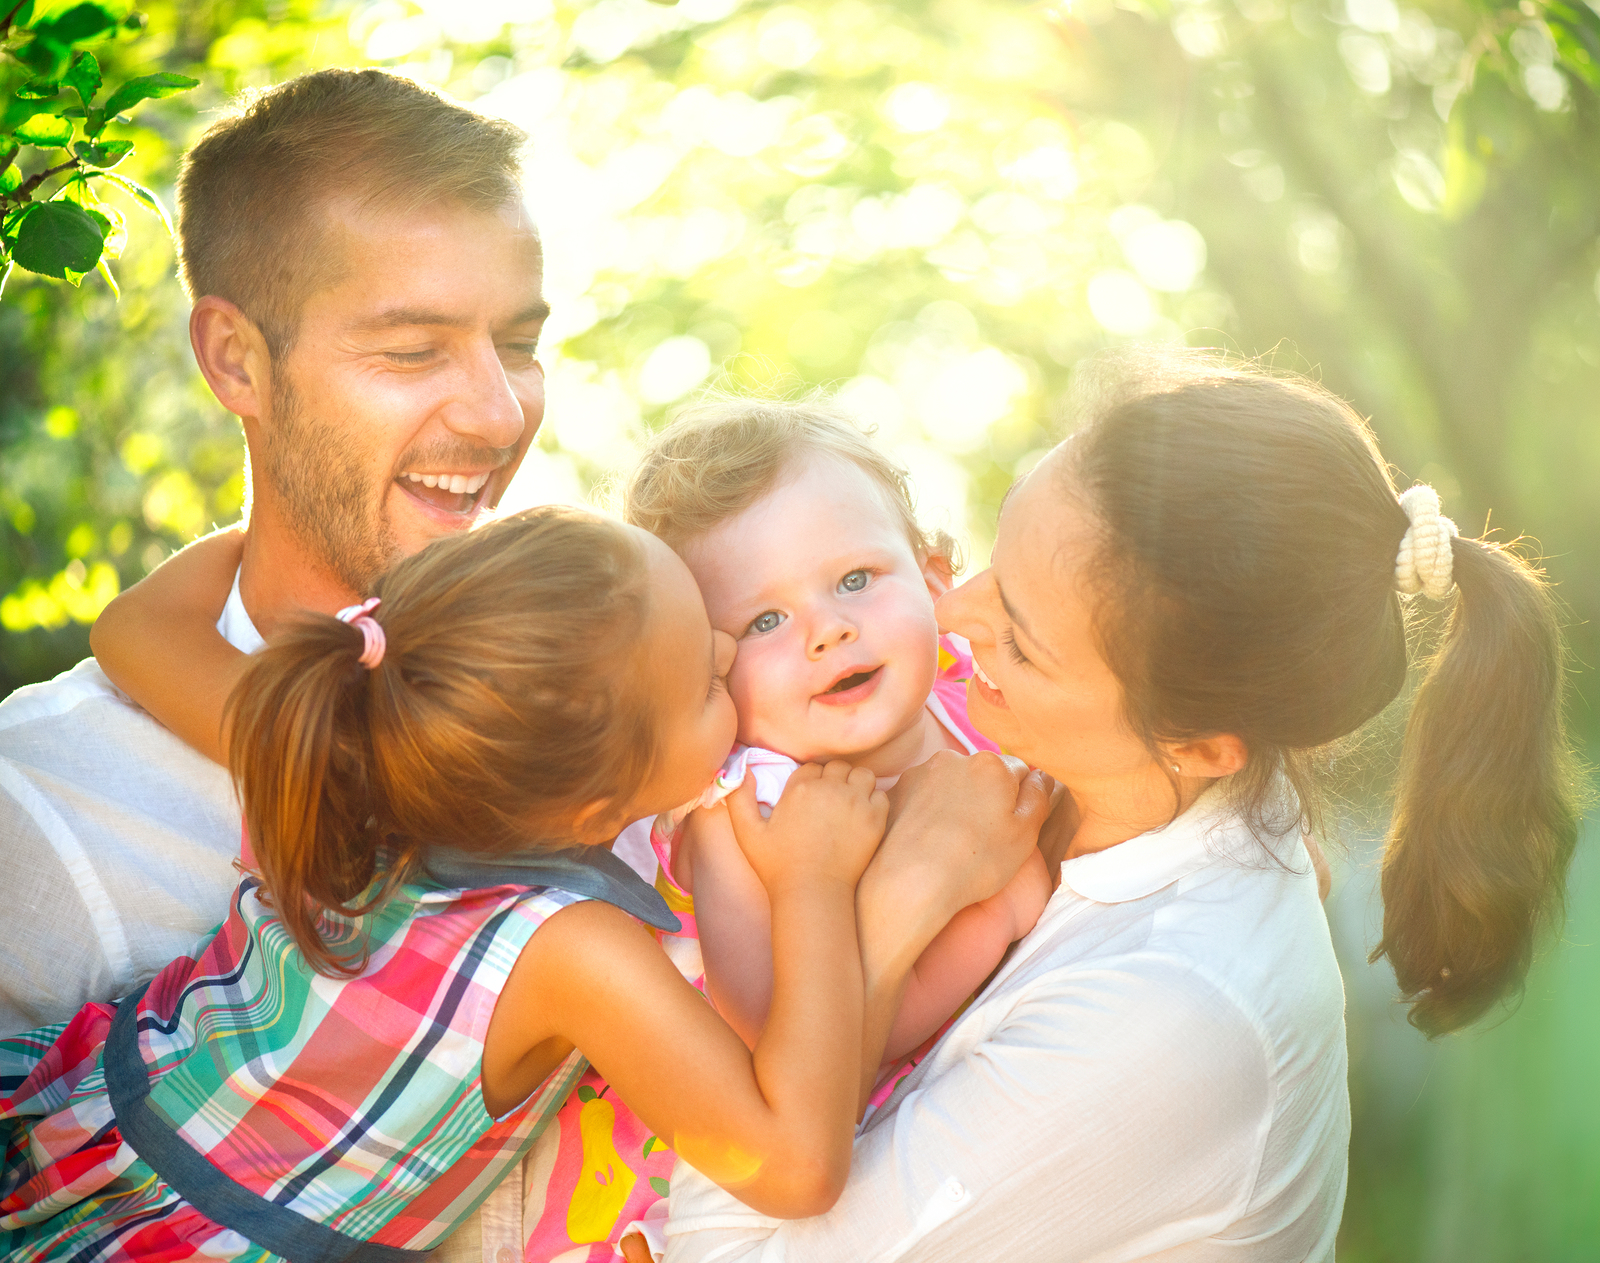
[403,472,490,495]
[974,660,999,690]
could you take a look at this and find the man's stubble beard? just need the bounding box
[260,374,401,595]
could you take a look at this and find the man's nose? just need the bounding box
[440,338,528,451]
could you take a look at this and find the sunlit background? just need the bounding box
[3,0,1599,1255]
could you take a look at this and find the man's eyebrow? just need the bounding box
[351,299,551,333]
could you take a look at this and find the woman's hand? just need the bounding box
[874,750,1054,926]
[851,750,1053,1108]
[726,760,889,893]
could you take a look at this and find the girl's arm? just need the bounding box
[89,527,247,766]
[487,763,887,1218]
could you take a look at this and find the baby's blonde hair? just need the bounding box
[624,394,957,568]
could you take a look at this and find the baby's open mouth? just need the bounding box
[824,667,880,695]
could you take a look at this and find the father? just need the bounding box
[0,68,544,1257]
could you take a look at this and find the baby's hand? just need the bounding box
[725,760,888,893]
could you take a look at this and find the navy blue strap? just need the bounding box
[424,843,681,934]
[105,982,431,1263]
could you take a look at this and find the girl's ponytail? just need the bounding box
[1373,537,1582,1035]
[225,614,386,975]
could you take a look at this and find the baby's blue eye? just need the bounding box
[748,611,784,635]
[839,570,869,593]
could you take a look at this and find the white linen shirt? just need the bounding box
[0,571,262,1035]
[665,790,1349,1263]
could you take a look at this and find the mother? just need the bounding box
[665,355,1579,1260]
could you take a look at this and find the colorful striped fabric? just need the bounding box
[1,861,591,1261]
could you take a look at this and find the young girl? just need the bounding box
[621,399,1053,1061]
[0,506,915,1261]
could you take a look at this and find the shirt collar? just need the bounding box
[1059,784,1248,904]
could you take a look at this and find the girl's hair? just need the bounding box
[225,506,654,975]
[1064,351,1580,1036]
[624,394,957,567]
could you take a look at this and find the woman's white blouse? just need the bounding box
[665,790,1349,1263]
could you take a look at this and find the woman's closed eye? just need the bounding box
[747,610,785,636]
[1003,628,1030,666]
[838,569,870,593]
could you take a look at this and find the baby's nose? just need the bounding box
[810,623,857,657]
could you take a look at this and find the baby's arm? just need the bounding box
[683,805,775,1049]
[89,527,247,766]
[882,845,1052,1061]
[493,766,888,1218]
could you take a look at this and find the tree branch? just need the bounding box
[0,0,29,38]
[6,157,83,205]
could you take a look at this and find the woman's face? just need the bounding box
[936,444,1157,788]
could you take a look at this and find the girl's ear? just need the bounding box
[1160,733,1248,779]
[921,551,955,602]
[571,798,621,843]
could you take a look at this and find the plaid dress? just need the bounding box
[0,863,595,1262]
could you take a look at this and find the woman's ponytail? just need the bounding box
[1373,537,1582,1035]
[225,614,385,975]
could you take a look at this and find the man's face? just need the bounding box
[256,196,547,591]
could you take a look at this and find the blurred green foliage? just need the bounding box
[1,0,1597,1254]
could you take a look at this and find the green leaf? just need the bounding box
[33,3,119,46]
[642,1136,658,1158]
[2,95,58,132]
[0,258,12,301]
[0,142,18,171]
[8,0,37,31]
[12,199,104,279]
[14,37,68,80]
[99,171,172,235]
[95,254,117,296]
[16,81,61,101]
[74,138,131,168]
[14,113,73,147]
[649,1176,670,1197]
[0,167,19,195]
[577,1084,597,1102]
[101,73,200,120]
[63,52,101,111]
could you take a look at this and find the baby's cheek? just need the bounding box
[726,649,805,752]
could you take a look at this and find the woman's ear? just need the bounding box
[922,551,955,601]
[1161,734,1248,779]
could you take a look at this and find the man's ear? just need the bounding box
[1161,733,1248,779]
[191,297,273,421]
[921,550,955,602]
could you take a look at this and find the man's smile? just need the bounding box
[394,470,495,518]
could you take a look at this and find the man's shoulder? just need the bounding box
[0,656,132,730]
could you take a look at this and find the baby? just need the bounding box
[623,398,1052,1062]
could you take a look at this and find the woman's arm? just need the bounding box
[89,527,247,766]
[854,750,1053,1108]
[881,846,1051,1061]
[488,763,887,1218]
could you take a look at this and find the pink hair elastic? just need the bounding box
[335,597,386,669]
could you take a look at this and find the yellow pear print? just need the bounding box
[566,1085,638,1243]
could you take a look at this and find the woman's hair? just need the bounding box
[1063,351,1581,1036]
[225,506,654,975]
[624,393,956,568]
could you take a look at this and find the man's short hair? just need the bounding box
[177,69,527,359]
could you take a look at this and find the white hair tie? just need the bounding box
[1394,485,1458,600]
